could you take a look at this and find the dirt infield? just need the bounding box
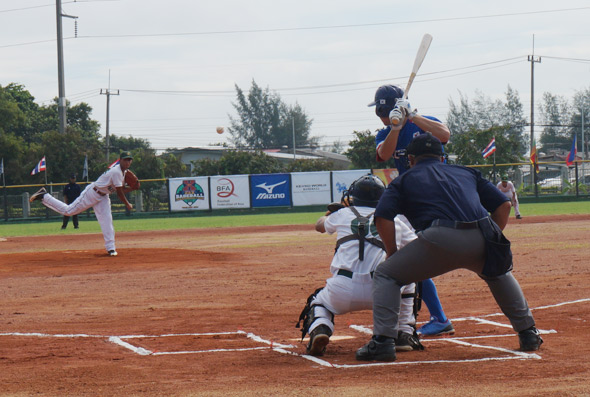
[1,214,589,396]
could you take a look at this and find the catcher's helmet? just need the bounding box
[368,85,404,118]
[343,174,386,208]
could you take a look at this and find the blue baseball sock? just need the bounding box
[422,278,448,323]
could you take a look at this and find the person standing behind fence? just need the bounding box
[61,174,81,229]
[497,174,521,219]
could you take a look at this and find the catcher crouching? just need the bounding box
[296,174,423,357]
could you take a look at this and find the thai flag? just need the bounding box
[566,135,577,166]
[108,159,120,169]
[482,138,496,159]
[31,156,46,175]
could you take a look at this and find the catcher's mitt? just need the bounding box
[327,202,344,214]
[124,170,140,190]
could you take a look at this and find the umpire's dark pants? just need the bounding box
[372,225,536,338]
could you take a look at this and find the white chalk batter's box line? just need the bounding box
[0,298,587,368]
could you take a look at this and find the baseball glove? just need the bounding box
[327,202,344,214]
[124,170,141,190]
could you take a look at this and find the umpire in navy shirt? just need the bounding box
[356,133,543,362]
[62,174,81,229]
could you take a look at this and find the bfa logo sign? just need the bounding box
[216,178,236,198]
[175,180,205,206]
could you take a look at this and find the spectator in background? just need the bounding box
[62,174,81,229]
[497,174,522,220]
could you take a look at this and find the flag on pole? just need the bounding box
[530,139,540,174]
[31,156,46,175]
[108,159,120,169]
[482,138,496,158]
[82,155,89,179]
[0,158,3,175]
[566,135,577,166]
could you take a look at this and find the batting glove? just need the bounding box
[389,108,406,129]
[395,99,417,119]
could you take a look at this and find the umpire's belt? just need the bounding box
[337,269,374,279]
[430,219,479,230]
[93,186,107,197]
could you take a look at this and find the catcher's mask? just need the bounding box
[342,174,385,208]
[368,84,404,118]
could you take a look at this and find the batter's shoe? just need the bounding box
[519,326,543,351]
[355,336,396,362]
[516,215,522,219]
[417,316,455,336]
[306,325,331,356]
[395,331,424,352]
[108,250,118,257]
[29,187,47,202]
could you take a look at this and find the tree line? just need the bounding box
[2,81,588,187]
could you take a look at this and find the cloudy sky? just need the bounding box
[2,0,589,151]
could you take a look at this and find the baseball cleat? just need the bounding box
[395,331,424,352]
[108,250,118,257]
[355,336,396,362]
[516,215,522,219]
[306,325,331,356]
[417,316,455,336]
[519,326,543,351]
[29,187,47,202]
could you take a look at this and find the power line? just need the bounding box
[74,7,590,39]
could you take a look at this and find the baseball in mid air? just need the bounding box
[216,126,224,134]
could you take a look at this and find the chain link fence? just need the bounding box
[2,161,589,221]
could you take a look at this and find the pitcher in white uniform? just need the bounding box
[30,151,135,256]
[296,174,423,356]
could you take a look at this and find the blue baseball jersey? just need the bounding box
[375,115,442,174]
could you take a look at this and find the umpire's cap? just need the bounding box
[368,85,404,118]
[406,133,443,157]
[119,151,133,160]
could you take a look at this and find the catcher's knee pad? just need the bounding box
[296,287,334,341]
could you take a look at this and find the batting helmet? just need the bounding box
[343,174,386,208]
[368,85,404,118]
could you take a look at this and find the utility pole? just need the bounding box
[528,35,541,196]
[55,0,77,134]
[292,118,296,160]
[100,72,120,162]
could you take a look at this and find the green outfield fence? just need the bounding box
[1,160,589,222]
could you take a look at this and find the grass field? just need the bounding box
[0,201,588,237]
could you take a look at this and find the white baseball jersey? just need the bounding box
[41,164,126,252]
[496,181,516,200]
[310,207,418,335]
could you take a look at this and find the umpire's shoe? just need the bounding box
[519,326,543,351]
[306,325,331,356]
[29,187,47,202]
[355,335,396,362]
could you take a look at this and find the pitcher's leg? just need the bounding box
[93,197,116,252]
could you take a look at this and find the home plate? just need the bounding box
[290,335,356,342]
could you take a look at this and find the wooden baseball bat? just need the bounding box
[391,33,433,125]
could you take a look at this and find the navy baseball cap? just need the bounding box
[406,133,443,157]
[69,174,77,179]
[368,85,404,118]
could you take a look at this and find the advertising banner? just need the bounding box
[250,173,291,208]
[210,175,250,209]
[372,168,399,185]
[291,171,331,206]
[169,177,210,211]
[331,169,371,202]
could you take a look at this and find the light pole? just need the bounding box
[292,118,296,160]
